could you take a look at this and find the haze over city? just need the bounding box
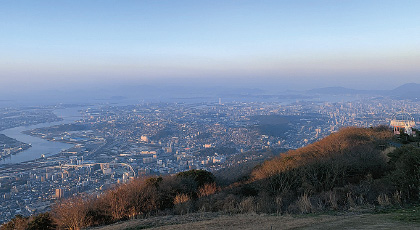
[1,0,420,100]
[2,1,420,229]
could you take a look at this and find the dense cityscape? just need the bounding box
[0,96,419,224]
[2,0,420,228]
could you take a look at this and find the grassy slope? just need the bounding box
[92,207,420,230]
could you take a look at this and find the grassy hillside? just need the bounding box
[3,126,420,230]
[253,126,391,180]
[94,209,420,230]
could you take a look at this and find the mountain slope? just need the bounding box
[390,83,420,100]
[307,83,420,100]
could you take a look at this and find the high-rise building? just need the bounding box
[55,188,65,198]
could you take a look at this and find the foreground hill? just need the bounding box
[253,126,392,179]
[3,126,420,230]
[93,210,420,230]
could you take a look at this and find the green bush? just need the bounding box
[176,169,215,187]
[0,215,28,230]
[388,146,420,201]
[27,213,56,230]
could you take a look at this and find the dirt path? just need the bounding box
[92,212,420,230]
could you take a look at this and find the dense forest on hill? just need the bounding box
[2,127,420,230]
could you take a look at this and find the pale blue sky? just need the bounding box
[1,0,420,91]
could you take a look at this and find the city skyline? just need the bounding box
[2,2,420,226]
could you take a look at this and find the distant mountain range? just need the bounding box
[308,83,420,100]
[2,82,419,106]
[308,86,375,95]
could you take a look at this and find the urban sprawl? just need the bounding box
[1,97,419,223]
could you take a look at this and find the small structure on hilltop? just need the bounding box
[390,112,416,135]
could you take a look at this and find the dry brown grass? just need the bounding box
[198,183,218,198]
[252,127,392,180]
[91,212,420,230]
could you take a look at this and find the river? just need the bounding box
[0,107,85,165]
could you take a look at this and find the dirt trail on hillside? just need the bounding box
[93,212,420,230]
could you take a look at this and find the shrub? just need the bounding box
[238,196,256,213]
[377,193,391,207]
[173,194,192,215]
[388,146,420,201]
[0,215,28,230]
[27,213,56,230]
[222,194,239,214]
[176,170,215,188]
[296,193,313,214]
[198,183,217,198]
[52,196,91,230]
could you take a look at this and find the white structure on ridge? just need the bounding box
[390,112,416,135]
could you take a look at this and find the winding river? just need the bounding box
[0,107,85,165]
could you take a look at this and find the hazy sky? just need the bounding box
[1,0,420,92]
